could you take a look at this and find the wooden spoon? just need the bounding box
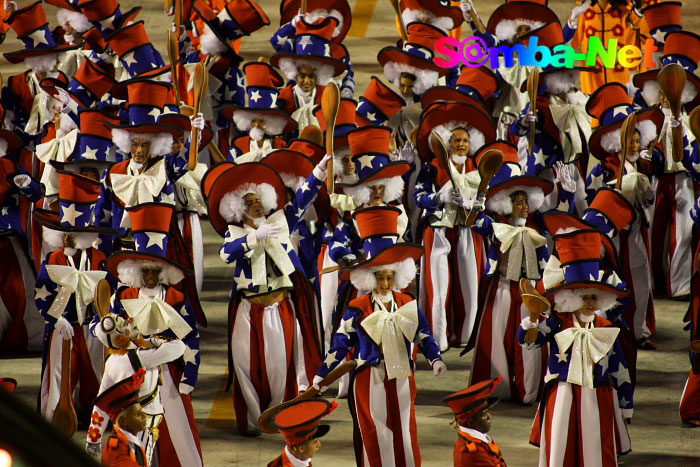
[189,62,206,171]
[258,361,356,434]
[321,83,340,194]
[657,63,687,162]
[388,0,408,42]
[616,112,638,190]
[526,68,540,155]
[52,339,78,437]
[431,131,468,219]
[167,29,181,104]
[688,106,700,142]
[519,278,550,343]
[300,125,324,146]
[465,149,503,226]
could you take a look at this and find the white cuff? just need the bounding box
[567,19,578,29]
[312,375,323,386]
[246,232,258,249]
[521,317,538,330]
[621,408,633,419]
[312,165,327,181]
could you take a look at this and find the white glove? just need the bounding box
[54,316,74,340]
[341,87,354,99]
[669,117,682,129]
[12,174,31,188]
[311,375,328,394]
[570,0,591,22]
[86,442,102,458]
[438,189,463,206]
[553,161,577,193]
[524,110,537,123]
[255,223,282,241]
[464,195,485,211]
[313,154,332,180]
[460,0,473,20]
[148,336,166,348]
[400,141,416,163]
[180,382,194,395]
[432,360,447,377]
[520,317,538,330]
[639,149,651,161]
[636,174,651,194]
[291,12,304,27]
[190,112,205,130]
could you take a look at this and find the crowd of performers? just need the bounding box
[0,0,699,465]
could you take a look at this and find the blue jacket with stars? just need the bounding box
[518,313,634,414]
[316,291,442,379]
[291,209,326,289]
[0,158,43,235]
[219,172,324,298]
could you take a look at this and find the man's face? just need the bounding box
[243,193,265,219]
[580,293,598,316]
[399,76,415,99]
[172,136,185,154]
[341,157,355,175]
[292,438,322,460]
[449,129,470,157]
[368,184,385,206]
[297,65,317,93]
[119,403,148,434]
[80,166,100,181]
[515,24,531,41]
[131,138,151,164]
[141,266,161,289]
[468,408,492,434]
[511,192,529,219]
[63,233,76,249]
[374,269,395,296]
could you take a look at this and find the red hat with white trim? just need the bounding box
[443,376,502,426]
[280,0,352,43]
[272,399,338,446]
[94,369,147,422]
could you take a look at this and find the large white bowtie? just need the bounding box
[110,158,168,207]
[549,94,592,162]
[493,223,546,280]
[361,299,419,379]
[555,322,619,388]
[121,296,192,339]
[46,263,107,325]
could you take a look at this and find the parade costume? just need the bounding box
[414,102,496,351]
[34,170,111,422]
[205,160,326,435]
[443,377,507,467]
[633,30,700,299]
[520,222,634,466]
[585,83,663,344]
[268,398,337,467]
[316,205,442,467]
[469,142,565,404]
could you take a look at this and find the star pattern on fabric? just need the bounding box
[250,90,261,103]
[147,108,161,120]
[276,35,289,48]
[28,29,50,46]
[62,203,83,226]
[298,35,313,51]
[610,367,631,386]
[145,232,167,249]
[35,285,52,301]
[651,29,666,44]
[183,346,199,364]
[612,106,629,118]
[122,52,138,67]
[82,145,99,160]
[366,112,376,121]
[533,148,547,168]
[357,155,374,169]
[234,269,252,289]
[555,351,568,363]
[270,93,278,108]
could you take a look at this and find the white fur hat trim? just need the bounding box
[349,258,417,292]
[219,182,278,224]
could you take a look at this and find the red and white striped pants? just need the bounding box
[349,364,421,467]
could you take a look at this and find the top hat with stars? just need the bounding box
[337,125,411,189]
[314,98,358,151]
[443,376,502,427]
[340,205,424,280]
[104,202,188,279]
[377,22,448,77]
[270,16,348,78]
[486,0,558,44]
[641,1,682,46]
[586,83,664,160]
[356,76,407,127]
[105,80,181,137]
[280,0,352,43]
[399,0,463,33]
[94,369,147,422]
[77,0,141,36]
[220,61,297,135]
[271,398,338,446]
[33,170,114,234]
[106,21,166,78]
[421,65,500,111]
[483,139,553,201]
[41,58,118,109]
[3,1,80,64]
[194,0,270,53]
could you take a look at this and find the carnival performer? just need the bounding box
[314,205,445,467]
[204,156,329,436]
[33,170,111,424]
[413,101,496,351]
[519,224,634,466]
[268,398,337,467]
[443,377,507,467]
[585,83,663,349]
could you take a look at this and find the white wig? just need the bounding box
[432,121,485,156]
[486,186,545,216]
[25,53,58,73]
[348,258,417,291]
[112,129,174,157]
[543,70,580,95]
[116,259,184,287]
[553,287,619,313]
[232,111,287,136]
[56,8,92,33]
[218,182,278,224]
[600,119,657,154]
[200,25,228,56]
[0,139,8,158]
[642,79,698,106]
[277,57,336,86]
[402,9,454,33]
[494,19,545,44]
[305,8,345,38]
[42,227,99,251]
[280,172,306,192]
[383,61,438,96]
[333,146,352,175]
[343,176,404,205]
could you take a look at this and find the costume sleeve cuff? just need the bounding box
[246,232,258,250]
[622,408,633,419]
[521,317,538,330]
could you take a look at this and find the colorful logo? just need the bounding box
[433,36,659,70]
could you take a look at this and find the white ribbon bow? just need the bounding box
[175,163,208,215]
[235,138,273,164]
[555,322,619,388]
[493,223,547,280]
[25,78,53,136]
[291,102,319,135]
[549,95,592,162]
[361,299,419,380]
[229,210,295,290]
[36,129,80,197]
[542,256,565,290]
[121,297,192,339]
[110,158,168,208]
[435,169,480,228]
[45,265,107,324]
[329,193,358,212]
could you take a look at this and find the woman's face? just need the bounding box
[449,129,470,157]
[511,192,529,219]
[297,65,317,92]
[374,270,395,296]
[580,293,598,316]
[627,131,641,160]
[368,184,385,206]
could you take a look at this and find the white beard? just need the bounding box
[248,216,265,227]
[375,291,393,302]
[451,154,467,165]
[249,127,265,142]
[626,153,640,162]
[578,313,595,323]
